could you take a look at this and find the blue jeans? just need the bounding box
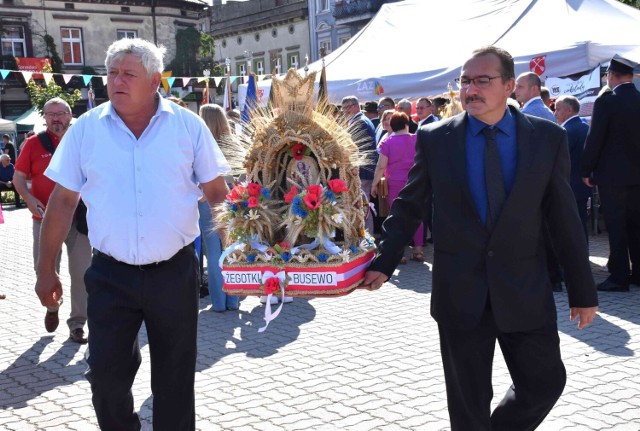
[198,200,239,311]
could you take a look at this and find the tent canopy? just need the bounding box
[301,0,640,102]
[14,107,45,133]
[0,118,16,136]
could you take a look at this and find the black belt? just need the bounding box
[92,242,194,270]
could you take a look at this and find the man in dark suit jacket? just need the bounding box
[363,46,598,430]
[398,99,419,133]
[554,95,591,241]
[416,97,437,127]
[582,55,640,291]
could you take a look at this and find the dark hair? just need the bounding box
[471,45,515,80]
[417,97,432,106]
[389,111,409,132]
[2,134,10,140]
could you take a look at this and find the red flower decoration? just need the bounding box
[328,179,348,194]
[264,277,280,295]
[292,143,306,160]
[247,182,262,197]
[247,196,259,208]
[277,241,291,251]
[306,184,323,197]
[284,186,299,204]
[226,185,246,203]
[303,193,321,209]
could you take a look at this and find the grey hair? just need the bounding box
[556,95,580,114]
[397,99,412,110]
[43,97,71,113]
[105,38,166,77]
[341,95,359,106]
[0,154,10,161]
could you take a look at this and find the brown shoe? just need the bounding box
[69,328,88,344]
[44,310,59,333]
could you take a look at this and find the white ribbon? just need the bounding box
[218,240,244,268]
[258,271,287,332]
[291,239,319,254]
[368,201,377,216]
[249,236,269,253]
[322,237,342,255]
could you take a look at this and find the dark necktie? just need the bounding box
[482,126,506,230]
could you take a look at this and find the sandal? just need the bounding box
[411,251,425,262]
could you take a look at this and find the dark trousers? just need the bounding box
[599,184,640,284]
[438,306,566,431]
[84,244,199,431]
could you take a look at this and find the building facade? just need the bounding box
[0,0,207,119]
[207,0,310,87]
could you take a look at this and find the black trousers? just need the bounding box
[84,244,199,431]
[438,306,566,431]
[599,184,640,284]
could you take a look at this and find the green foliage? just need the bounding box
[25,64,81,115]
[617,0,639,6]
[43,34,64,73]
[165,28,223,77]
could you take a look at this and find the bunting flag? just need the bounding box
[62,74,74,84]
[241,73,257,123]
[223,70,232,112]
[202,79,210,105]
[82,75,92,86]
[0,69,10,79]
[20,71,33,83]
[87,85,95,110]
[181,77,191,88]
[43,73,54,85]
[318,60,328,106]
[161,71,172,94]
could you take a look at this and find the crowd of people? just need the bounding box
[1,35,638,430]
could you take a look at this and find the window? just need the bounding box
[288,25,295,34]
[237,63,246,77]
[288,53,299,69]
[271,56,282,74]
[317,0,330,12]
[121,6,130,12]
[117,30,137,40]
[1,25,26,57]
[254,33,260,42]
[319,40,331,57]
[339,36,350,46]
[254,59,264,75]
[64,3,74,9]
[61,28,84,65]
[237,36,242,45]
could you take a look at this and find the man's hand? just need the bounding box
[360,270,388,291]
[35,270,63,309]
[582,177,593,188]
[570,306,598,329]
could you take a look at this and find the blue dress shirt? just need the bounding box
[466,109,518,225]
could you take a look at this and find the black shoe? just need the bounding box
[45,310,59,333]
[552,281,563,292]
[597,278,629,292]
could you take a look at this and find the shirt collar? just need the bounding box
[468,107,515,137]
[522,96,542,110]
[561,115,580,127]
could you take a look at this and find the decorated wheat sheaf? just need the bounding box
[217,68,376,310]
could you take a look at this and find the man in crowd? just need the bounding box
[0,154,21,207]
[376,96,395,144]
[363,45,597,430]
[2,134,16,164]
[554,95,591,242]
[35,38,230,430]
[515,72,556,122]
[541,86,554,110]
[342,95,377,234]
[416,97,437,127]
[363,101,380,129]
[397,99,419,133]
[582,54,640,292]
[13,97,90,343]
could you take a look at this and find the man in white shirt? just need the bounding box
[35,38,230,430]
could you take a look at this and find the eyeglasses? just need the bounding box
[455,75,502,89]
[44,111,69,119]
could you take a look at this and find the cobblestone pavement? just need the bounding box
[1,206,639,430]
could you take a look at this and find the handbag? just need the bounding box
[376,177,390,218]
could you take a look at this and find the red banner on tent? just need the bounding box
[15,57,51,80]
[529,55,546,76]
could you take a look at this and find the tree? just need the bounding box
[25,63,81,114]
[617,0,639,7]
[166,28,223,76]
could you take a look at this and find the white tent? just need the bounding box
[0,118,16,138]
[270,0,640,103]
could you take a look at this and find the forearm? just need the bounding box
[11,171,33,201]
[37,186,79,274]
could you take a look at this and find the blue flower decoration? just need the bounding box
[281,252,291,262]
[261,188,271,199]
[229,203,238,211]
[317,253,328,262]
[241,201,248,208]
[246,254,257,263]
[325,191,335,202]
[349,245,358,253]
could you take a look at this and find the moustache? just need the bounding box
[465,96,485,104]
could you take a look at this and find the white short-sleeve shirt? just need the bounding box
[45,97,231,265]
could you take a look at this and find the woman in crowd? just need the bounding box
[199,104,240,312]
[371,111,424,262]
[377,108,396,145]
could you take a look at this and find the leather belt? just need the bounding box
[92,242,194,270]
